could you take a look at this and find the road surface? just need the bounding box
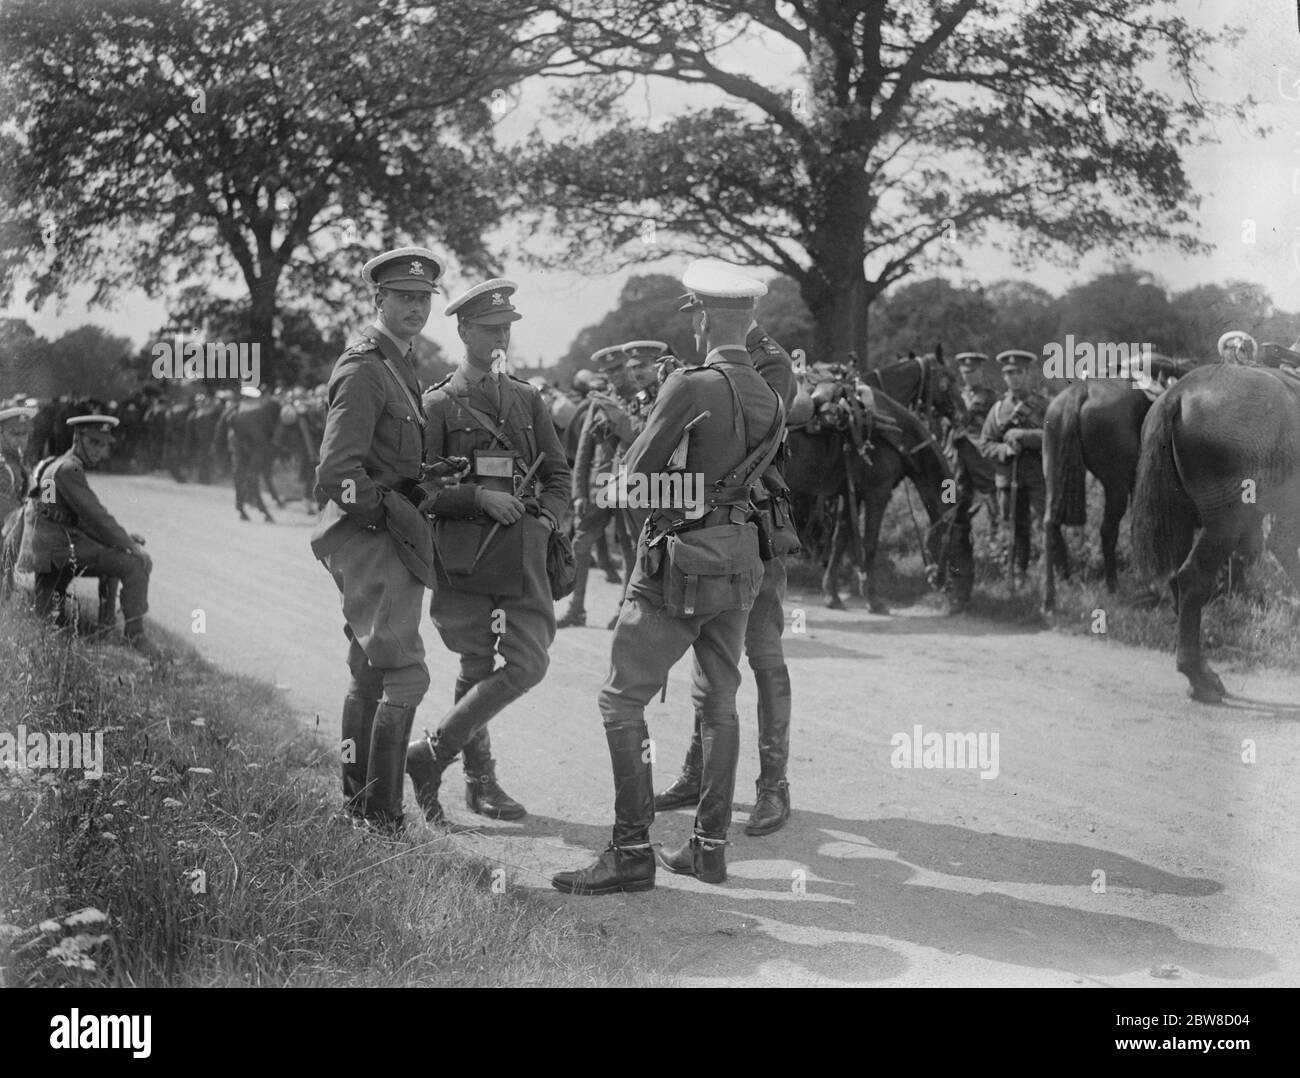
[64,474,1300,986]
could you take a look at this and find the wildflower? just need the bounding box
[188,767,214,776]
[162,798,183,809]
[100,832,118,842]
[39,919,60,933]
[191,718,207,727]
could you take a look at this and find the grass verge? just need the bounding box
[0,602,666,987]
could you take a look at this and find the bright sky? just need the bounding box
[4,0,1297,369]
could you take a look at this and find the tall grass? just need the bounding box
[0,605,665,987]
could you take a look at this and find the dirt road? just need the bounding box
[82,474,1300,986]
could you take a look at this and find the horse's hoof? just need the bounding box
[1188,683,1226,704]
[867,600,890,616]
[825,595,846,611]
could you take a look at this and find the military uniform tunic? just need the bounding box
[602,349,780,735]
[312,326,431,707]
[422,363,570,698]
[16,448,150,626]
[977,390,1047,570]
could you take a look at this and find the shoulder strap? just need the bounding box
[711,366,785,492]
[378,357,426,429]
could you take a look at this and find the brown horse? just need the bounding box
[786,374,952,613]
[861,350,967,435]
[1131,364,1300,702]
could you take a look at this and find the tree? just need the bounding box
[756,276,816,356]
[556,273,697,384]
[1054,265,1180,353]
[866,277,996,361]
[0,0,547,384]
[518,0,1247,366]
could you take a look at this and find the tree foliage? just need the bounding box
[519,0,1252,365]
[0,0,544,383]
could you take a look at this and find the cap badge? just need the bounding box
[410,260,424,276]
[491,292,504,305]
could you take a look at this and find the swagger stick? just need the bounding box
[470,452,546,571]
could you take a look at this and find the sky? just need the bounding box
[3,0,1298,370]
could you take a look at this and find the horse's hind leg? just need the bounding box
[1174,526,1238,703]
[1266,512,1300,596]
[822,500,848,610]
[1100,481,1128,594]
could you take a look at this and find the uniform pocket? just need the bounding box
[382,401,418,461]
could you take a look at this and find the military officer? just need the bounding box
[654,316,798,836]
[312,246,442,831]
[556,343,647,628]
[405,279,570,824]
[16,415,155,651]
[229,386,278,522]
[553,259,782,896]
[977,350,1047,578]
[938,352,999,612]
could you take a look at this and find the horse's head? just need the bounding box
[920,353,967,427]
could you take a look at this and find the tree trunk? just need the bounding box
[806,271,869,370]
[248,273,280,388]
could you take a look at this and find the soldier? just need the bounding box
[311,246,443,831]
[553,259,782,895]
[653,318,798,836]
[1,404,36,599]
[938,352,1000,613]
[404,279,570,824]
[977,350,1047,579]
[228,386,278,522]
[555,343,648,628]
[15,415,155,652]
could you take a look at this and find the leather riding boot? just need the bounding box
[746,667,791,837]
[552,723,655,895]
[439,674,525,749]
[405,727,459,824]
[652,710,702,811]
[658,711,737,884]
[558,553,589,627]
[365,701,418,831]
[340,694,380,815]
[462,726,527,820]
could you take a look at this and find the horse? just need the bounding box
[785,369,952,613]
[1130,364,1300,702]
[859,349,967,437]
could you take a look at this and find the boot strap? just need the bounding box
[692,836,729,849]
[609,842,654,852]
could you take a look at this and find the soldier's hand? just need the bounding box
[480,490,526,525]
[573,497,588,518]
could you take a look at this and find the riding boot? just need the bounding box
[658,710,737,884]
[462,726,527,820]
[365,701,418,832]
[558,555,590,627]
[746,667,791,837]
[652,711,702,810]
[340,694,380,815]
[552,723,655,895]
[405,727,459,824]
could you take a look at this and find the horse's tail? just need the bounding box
[1044,388,1087,527]
[1131,391,1196,579]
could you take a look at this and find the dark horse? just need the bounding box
[786,374,953,613]
[860,350,966,437]
[1042,380,1155,610]
[1131,364,1300,702]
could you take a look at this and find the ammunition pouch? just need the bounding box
[752,467,800,561]
[661,522,763,619]
[545,526,577,601]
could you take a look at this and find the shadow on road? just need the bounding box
[447,804,1270,986]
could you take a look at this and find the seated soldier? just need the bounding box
[16,414,156,652]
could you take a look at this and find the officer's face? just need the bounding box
[377,287,433,339]
[459,320,511,369]
[627,360,656,390]
[0,421,29,452]
[78,432,113,466]
[1003,368,1030,396]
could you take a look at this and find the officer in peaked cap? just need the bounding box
[553,258,782,895]
[652,263,799,839]
[311,245,443,832]
[977,349,1047,579]
[15,415,157,652]
[940,352,999,613]
[404,278,570,825]
[558,342,645,628]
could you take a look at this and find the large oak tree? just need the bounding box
[517,0,1250,367]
